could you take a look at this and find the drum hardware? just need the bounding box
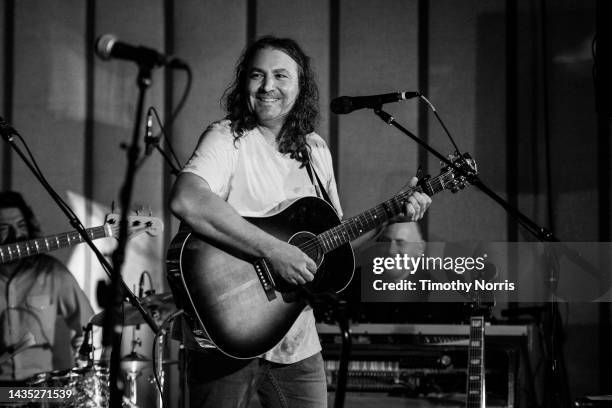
[120,350,150,406]
[90,292,176,327]
[152,309,184,408]
[21,296,181,407]
[77,323,95,367]
[26,364,113,407]
[121,351,150,373]
[119,288,155,407]
[156,328,166,408]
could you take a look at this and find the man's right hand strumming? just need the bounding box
[265,241,317,286]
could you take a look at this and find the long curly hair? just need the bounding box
[0,191,42,241]
[223,36,319,166]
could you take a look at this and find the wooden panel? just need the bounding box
[338,0,419,217]
[256,0,331,143]
[11,0,86,259]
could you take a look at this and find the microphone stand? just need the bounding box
[303,290,351,408]
[106,62,161,408]
[333,300,351,408]
[370,106,584,408]
[373,107,556,243]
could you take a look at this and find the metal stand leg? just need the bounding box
[157,330,166,408]
[125,372,140,405]
[178,343,186,408]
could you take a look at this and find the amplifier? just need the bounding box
[318,323,530,408]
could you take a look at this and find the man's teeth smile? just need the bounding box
[258,97,280,102]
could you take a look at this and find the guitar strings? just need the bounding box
[294,169,458,256]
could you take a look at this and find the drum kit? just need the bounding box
[25,292,179,408]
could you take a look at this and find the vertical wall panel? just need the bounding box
[0,0,4,113]
[427,0,507,242]
[93,4,166,404]
[0,0,6,187]
[338,0,419,217]
[541,0,600,398]
[168,5,247,402]
[171,0,247,237]
[93,0,166,290]
[545,1,598,241]
[256,0,331,144]
[172,0,247,164]
[11,0,86,259]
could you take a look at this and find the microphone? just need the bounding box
[0,116,18,141]
[330,91,420,114]
[95,34,187,69]
[144,112,156,156]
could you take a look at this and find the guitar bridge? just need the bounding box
[255,259,277,301]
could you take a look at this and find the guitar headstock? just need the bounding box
[465,261,497,318]
[418,152,478,196]
[104,213,164,239]
[442,152,478,193]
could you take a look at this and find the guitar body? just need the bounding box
[166,196,354,359]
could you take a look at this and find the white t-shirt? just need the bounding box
[181,120,343,364]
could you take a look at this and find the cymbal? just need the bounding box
[90,292,176,326]
[120,352,150,373]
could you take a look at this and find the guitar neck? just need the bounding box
[466,315,485,408]
[316,172,450,253]
[0,226,107,264]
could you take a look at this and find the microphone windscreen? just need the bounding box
[95,34,117,60]
[330,96,354,114]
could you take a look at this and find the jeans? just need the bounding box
[186,349,327,408]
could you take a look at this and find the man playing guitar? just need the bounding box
[169,36,431,408]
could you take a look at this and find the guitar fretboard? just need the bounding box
[0,226,107,263]
[316,172,450,253]
[466,316,485,408]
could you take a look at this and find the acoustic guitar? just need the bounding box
[167,154,477,359]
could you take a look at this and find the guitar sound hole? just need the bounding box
[289,231,324,267]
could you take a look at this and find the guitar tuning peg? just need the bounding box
[416,165,425,180]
